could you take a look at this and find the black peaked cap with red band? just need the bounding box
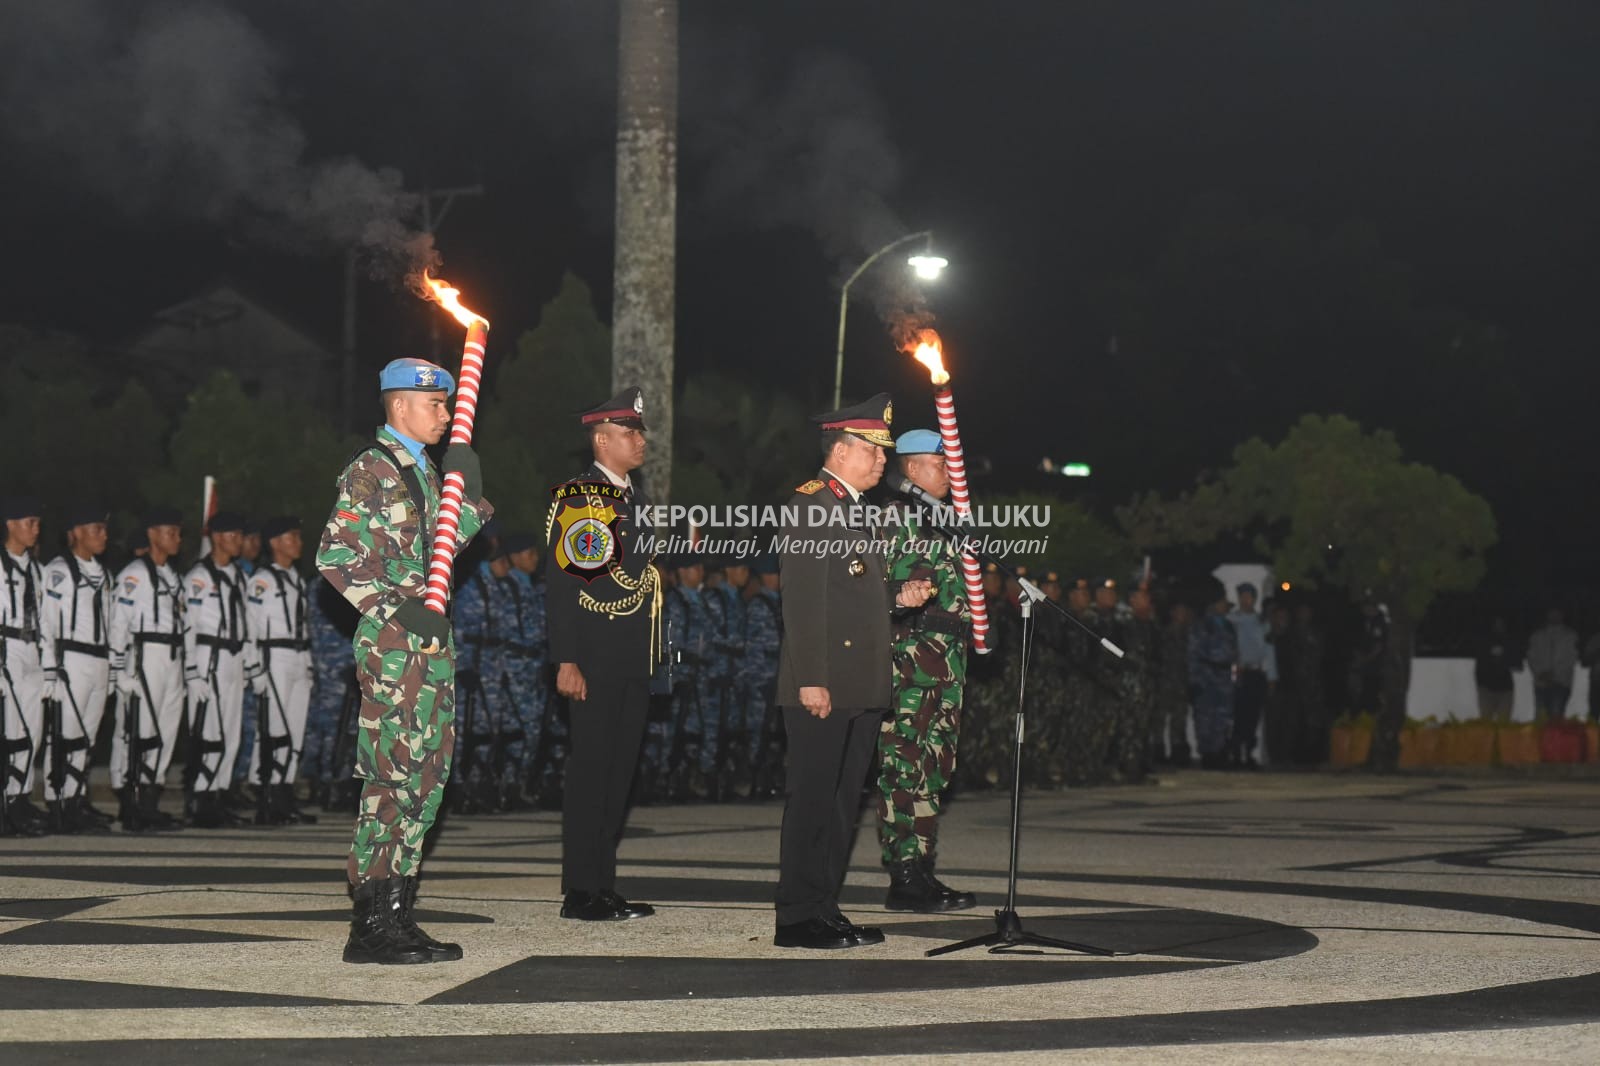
[811,391,895,449]
[580,385,647,431]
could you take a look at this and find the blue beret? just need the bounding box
[379,358,455,396]
[894,429,943,456]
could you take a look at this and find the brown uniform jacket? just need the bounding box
[775,471,894,713]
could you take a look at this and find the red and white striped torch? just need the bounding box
[418,273,489,614]
[905,329,991,655]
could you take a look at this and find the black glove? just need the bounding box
[392,598,452,649]
[442,443,483,500]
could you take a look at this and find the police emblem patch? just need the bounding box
[548,483,625,583]
[191,578,207,594]
[633,393,645,415]
[50,571,65,588]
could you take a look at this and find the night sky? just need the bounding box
[2,2,1597,611]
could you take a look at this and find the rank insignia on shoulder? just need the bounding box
[826,479,848,500]
[795,479,825,495]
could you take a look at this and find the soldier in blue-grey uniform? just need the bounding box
[664,553,724,798]
[302,575,359,809]
[501,533,548,807]
[452,542,519,811]
[742,554,784,797]
[1188,577,1239,770]
[708,556,750,797]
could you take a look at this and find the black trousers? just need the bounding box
[776,706,884,925]
[562,673,651,894]
[1232,670,1269,755]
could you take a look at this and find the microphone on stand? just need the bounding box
[888,474,969,519]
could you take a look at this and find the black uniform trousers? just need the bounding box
[776,705,884,925]
[562,673,651,893]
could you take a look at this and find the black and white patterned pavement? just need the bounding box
[3,773,1598,1064]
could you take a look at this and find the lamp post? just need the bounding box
[833,230,947,409]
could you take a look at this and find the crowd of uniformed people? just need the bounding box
[1,489,1287,839]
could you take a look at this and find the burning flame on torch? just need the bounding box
[904,328,950,386]
[419,271,489,329]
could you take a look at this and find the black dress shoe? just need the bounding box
[597,890,655,920]
[774,917,858,949]
[823,913,885,945]
[561,890,656,921]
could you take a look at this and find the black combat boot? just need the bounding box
[79,795,116,828]
[919,855,977,911]
[4,796,49,837]
[885,858,950,912]
[188,790,225,829]
[279,784,317,824]
[343,879,431,965]
[398,877,463,961]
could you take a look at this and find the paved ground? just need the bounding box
[2,771,1598,1064]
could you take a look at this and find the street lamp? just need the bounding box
[834,230,946,409]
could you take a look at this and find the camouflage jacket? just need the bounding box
[316,426,492,653]
[885,508,970,648]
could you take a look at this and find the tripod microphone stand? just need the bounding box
[926,573,1115,958]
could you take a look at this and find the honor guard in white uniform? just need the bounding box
[245,515,316,825]
[109,507,186,832]
[40,503,115,834]
[183,511,259,827]
[1,496,47,837]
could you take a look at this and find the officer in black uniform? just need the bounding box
[545,385,661,922]
[772,393,934,949]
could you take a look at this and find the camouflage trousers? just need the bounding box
[347,640,456,885]
[877,676,963,864]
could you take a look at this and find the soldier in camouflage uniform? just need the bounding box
[1023,568,1070,787]
[302,576,358,809]
[953,562,1008,791]
[877,430,978,912]
[1112,581,1161,781]
[1188,577,1238,770]
[317,357,491,965]
[1059,578,1111,786]
[1153,599,1194,766]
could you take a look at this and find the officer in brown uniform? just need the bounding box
[772,394,934,949]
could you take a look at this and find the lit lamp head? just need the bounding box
[907,254,948,281]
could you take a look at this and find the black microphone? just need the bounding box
[888,474,948,512]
